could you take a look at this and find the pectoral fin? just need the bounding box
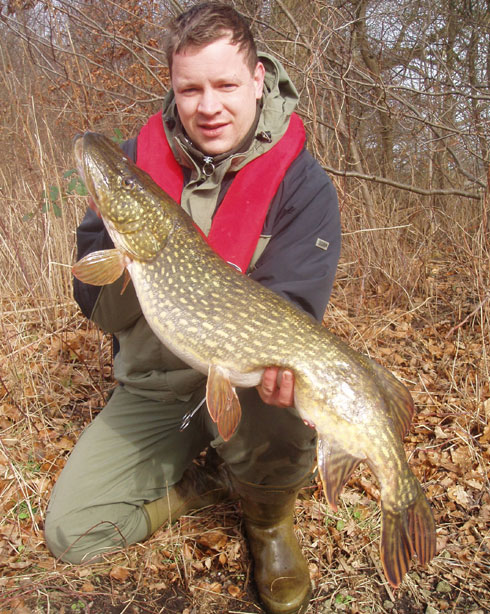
[206,365,242,441]
[317,435,363,512]
[72,249,127,286]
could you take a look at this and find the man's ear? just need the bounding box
[253,61,266,99]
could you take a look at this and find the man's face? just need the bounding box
[171,36,265,156]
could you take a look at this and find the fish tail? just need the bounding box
[407,486,437,566]
[380,507,413,588]
[380,486,436,588]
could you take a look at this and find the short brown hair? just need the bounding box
[164,2,258,75]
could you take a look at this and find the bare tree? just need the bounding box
[1,0,487,201]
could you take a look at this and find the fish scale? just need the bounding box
[72,131,436,588]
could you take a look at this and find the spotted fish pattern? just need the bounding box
[72,132,436,588]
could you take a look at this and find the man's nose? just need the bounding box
[197,88,222,115]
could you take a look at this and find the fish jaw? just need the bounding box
[74,132,180,261]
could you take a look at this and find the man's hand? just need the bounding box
[258,367,295,408]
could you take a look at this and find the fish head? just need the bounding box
[74,132,177,261]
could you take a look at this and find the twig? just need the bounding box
[445,294,490,338]
[368,551,395,602]
[322,165,481,200]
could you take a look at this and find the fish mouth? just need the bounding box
[73,134,83,169]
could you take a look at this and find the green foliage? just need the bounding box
[336,518,345,531]
[64,168,88,196]
[112,127,125,144]
[41,185,62,218]
[70,600,86,612]
[335,593,354,605]
[23,169,88,222]
[14,499,38,521]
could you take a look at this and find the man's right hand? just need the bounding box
[258,367,295,408]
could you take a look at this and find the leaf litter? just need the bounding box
[0,269,488,614]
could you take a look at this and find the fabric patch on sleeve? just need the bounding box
[315,238,330,251]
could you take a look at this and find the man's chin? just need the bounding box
[190,127,238,157]
[198,138,232,157]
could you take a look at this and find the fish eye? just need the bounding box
[120,175,136,190]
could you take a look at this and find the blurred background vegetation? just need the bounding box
[1,0,488,308]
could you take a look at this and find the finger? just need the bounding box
[277,370,294,407]
[261,366,279,395]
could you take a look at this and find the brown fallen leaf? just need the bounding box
[197,530,228,550]
[109,565,130,581]
[208,581,222,593]
[80,581,95,592]
[227,584,242,597]
[10,597,31,614]
[197,580,222,593]
[447,485,474,508]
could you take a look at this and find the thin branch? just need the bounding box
[323,165,481,199]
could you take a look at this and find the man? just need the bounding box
[45,4,341,614]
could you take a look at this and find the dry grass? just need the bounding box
[1,31,489,614]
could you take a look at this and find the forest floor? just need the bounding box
[0,260,488,614]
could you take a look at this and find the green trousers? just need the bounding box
[44,383,316,564]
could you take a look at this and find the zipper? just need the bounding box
[202,156,215,177]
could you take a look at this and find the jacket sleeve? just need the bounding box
[73,138,142,332]
[73,207,114,319]
[250,149,341,322]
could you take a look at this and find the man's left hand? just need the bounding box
[258,367,295,408]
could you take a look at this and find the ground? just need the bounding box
[0,271,488,614]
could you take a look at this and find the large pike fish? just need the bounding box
[72,132,436,588]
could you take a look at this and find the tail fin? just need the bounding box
[407,487,437,566]
[380,508,414,588]
[380,488,436,588]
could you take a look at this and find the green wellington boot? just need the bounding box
[235,478,312,614]
[143,457,234,534]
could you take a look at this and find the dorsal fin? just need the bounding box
[364,357,414,439]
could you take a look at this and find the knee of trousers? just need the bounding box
[44,505,150,565]
[44,512,92,564]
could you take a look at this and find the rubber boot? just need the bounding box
[143,455,234,534]
[235,478,312,614]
